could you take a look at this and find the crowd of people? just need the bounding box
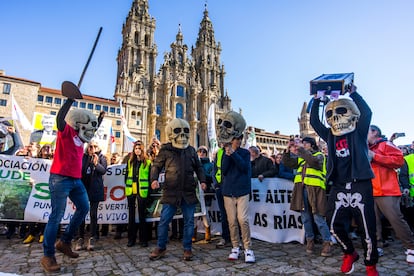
[2,86,414,275]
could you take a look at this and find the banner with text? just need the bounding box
[0,154,304,243]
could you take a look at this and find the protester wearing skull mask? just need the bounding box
[149,118,207,261]
[216,111,255,263]
[41,82,102,273]
[367,125,414,263]
[310,84,379,275]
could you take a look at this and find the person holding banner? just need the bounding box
[125,140,152,248]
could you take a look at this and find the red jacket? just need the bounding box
[369,138,404,196]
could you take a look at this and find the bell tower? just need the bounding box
[114,0,157,146]
[298,101,316,138]
[191,4,230,146]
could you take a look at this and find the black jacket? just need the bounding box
[310,92,374,183]
[81,151,108,202]
[251,154,276,178]
[150,143,206,206]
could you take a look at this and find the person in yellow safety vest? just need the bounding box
[282,136,332,257]
[212,146,231,248]
[399,150,414,232]
[125,140,152,248]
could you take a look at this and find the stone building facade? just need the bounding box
[0,0,234,155]
[113,0,231,148]
[0,0,303,157]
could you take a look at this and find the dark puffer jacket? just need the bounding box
[150,143,206,206]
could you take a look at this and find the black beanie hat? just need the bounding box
[302,137,317,148]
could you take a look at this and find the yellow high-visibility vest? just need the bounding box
[214,148,224,184]
[404,154,414,197]
[125,159,151,198]
[293,151,326,190]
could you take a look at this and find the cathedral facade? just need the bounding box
[114,0,231,147]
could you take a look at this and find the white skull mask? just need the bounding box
[66,109,98,143]
[217,111,246,144]
[325,98,360,136]
[166,118,190,149]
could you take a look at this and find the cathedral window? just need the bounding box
[145,34,150,46]
[178,53,183,65]
[155,129,161,140]
[177,85,184,97]
[156,104,162,115]
[176,103,183,118]
[134,32,139,44]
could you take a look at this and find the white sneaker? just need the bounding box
[244,249,255,263]
[406,249,414,264]
[75,238,85,251]
[228,247,240,260]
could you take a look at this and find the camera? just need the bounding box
[394,132,405,138]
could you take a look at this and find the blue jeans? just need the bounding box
[43,174,90,256]
[301,187,331,242]
[157,200,195,251]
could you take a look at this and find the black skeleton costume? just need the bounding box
[310,91,378,267]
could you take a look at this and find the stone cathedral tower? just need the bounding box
[114,0,231,148]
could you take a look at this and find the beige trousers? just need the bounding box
[223,194,252,250]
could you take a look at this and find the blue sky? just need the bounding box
[1,0,414,145]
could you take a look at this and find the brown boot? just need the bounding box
[55,240,79,258]
[204,226,211,242]
[40,256,60,272]
[321,241,332,257]
[149,247,166,261]
[192,226,197,242]
[306,238,314,254]
[183,249,193,261]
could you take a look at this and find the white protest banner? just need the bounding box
[1,154,304,244]
[198,178,304,244]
